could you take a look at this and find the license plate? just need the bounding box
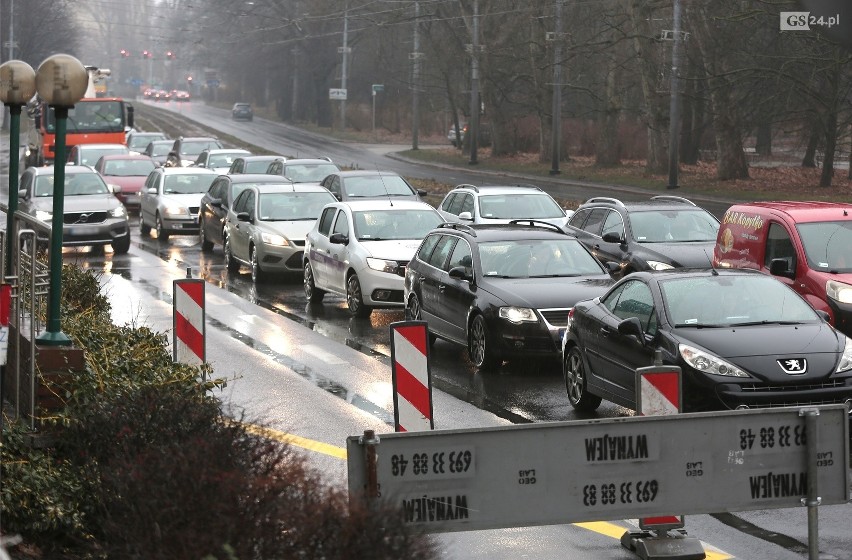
[558,328,566,341]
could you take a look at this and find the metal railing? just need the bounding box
[2,204,52,428]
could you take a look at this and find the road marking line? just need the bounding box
[241,423,347,459]
[574,521,734,559]
[244,425,735,558]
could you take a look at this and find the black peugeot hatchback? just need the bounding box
[404,221,614,370]
[562,268,852,413]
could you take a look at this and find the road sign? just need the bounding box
[329,88,347,100]
[173,278,205,367]
[390,321,433,432]
[348,405,849,534]
[372,84,384,93]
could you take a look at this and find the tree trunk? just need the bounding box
[627,0,669,174]
[755,123,772,156]
[595,56,621,166]
[819,103,838,187]
[848,126,852,180]
[679,74,705,165]
[802,122,820,168]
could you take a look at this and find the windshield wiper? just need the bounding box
[728,320,805,327]
[675,323,727,328]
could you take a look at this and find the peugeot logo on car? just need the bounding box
[778,358,807,375]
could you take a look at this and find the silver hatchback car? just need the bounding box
[303,200,444,317]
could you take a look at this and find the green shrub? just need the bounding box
[3,265,438,559]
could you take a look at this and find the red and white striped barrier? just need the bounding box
[389,321,433,432]
[0,284,10,365]
[173,278,205,367]
[636,363,683,532]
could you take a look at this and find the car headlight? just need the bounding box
[835,336,852,373]
[366,258,399,274]
[647,261,675,271]
[163,205,188,217]
[679,343,749,377]
[826,280,852,305]
[260,232,288,246]
[110,206,127,218]
[498,306,539,324]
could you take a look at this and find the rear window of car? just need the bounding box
[180,141,222,156]
[163,173,217,194]
[103,159,156,176]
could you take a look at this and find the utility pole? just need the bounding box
[411,0,421,150]
[340,0,350,130]
[469,0,480,165]
[666,0,683,189]
[549,0,563,175]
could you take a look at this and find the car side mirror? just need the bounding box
[602,231,624,244]
[330,232,348,245]
[18,188,27,198]
[417,189,428,197]
[815,309,831,322]
[617,317,644,340]
[147,187,157,194]
[605,262,621,275]
[448,266,473,282]
[458,211,473,221]
[109,184,121,193]
[769,258,795,279]
[211,199,222,208]
[236,212,251,223]
[334,193,342,201]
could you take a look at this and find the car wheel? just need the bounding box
[139,215,151,236]
[155,213,170,241]
[346,273,372,318]
[224,236,240,272]
[112,234,130,254]
[468,314,501,370]
[564,345,602,412]
[406,294,436,346]
[250,245,267,283]
[304,262,325,302]
[199,219,213,252]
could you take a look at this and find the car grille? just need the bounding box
[64,212,107,225]
[739,379,846,392]
[189,206,200,215]
[292,239,305,247]
[539,308,572,328]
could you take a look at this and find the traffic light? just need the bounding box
[186,76,193,83]
[142,50,152,59]
[166,51,176,60]
[120,49,130,57]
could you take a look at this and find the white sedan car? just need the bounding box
[140,167,217,241]
[304,200,444,317]
[223,183,337,283]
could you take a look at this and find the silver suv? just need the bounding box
[18,165,130,253]
[437,184,573,227]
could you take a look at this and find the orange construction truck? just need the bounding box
[25,65,134,167]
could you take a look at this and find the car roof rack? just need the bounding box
[507,219,565,233]
[515,183,544,191]
[650,195,696,206]
[438,222,477,236]
[584,196,624,207]
[453,183,479,192]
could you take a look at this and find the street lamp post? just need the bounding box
[33,54,88,346]
[0,60,37,277]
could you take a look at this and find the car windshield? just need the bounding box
[259,192,336,221]
[245,160,273,173]
[35,174,109,196]
[103,159,156,176]
[797,221,852,273]
[478,239,605,278]
[149,142,172,156]
[129,134,165,150]
[163,174,217,194]
[661,274,818,327]
[344,175,413,197]
[180,140,221,157]
[630,209,720,242]
[208,153,244,168]
[282,164,339,183]
[353,209,442,240]
[478,193,564,219]
[78,148,128,166]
